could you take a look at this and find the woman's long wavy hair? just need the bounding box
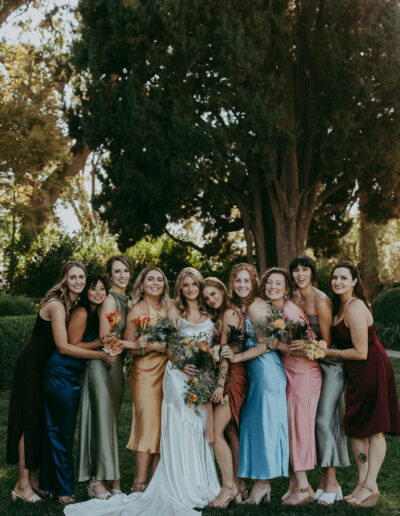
[131,266,171,311]
[174,267,207,319]
[260,267,293,301]
[40,261,87,321]
[201,277,235,338]
[76,274,109,337]
[229,263,260,308]
[330,261,370,316]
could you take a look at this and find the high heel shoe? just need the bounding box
[11,490,42,503]
[208,487,240,508]
[314,488,324,501]
[347,484,380,507]
[58,495,75,505]
[344,482,362,501]
[245,482,271,505]
[282,485,314,505]
[87,480,112,500]
[318,486,343,505]
[237,484,249,501]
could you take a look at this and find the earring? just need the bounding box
[285,294,288,300]
[140,288,144,294]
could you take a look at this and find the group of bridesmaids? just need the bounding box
[6,254,400,514]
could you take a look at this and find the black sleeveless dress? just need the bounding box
[6,313,56,469]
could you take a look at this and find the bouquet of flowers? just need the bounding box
[102,310,124,356]
[145,316,177,344]
[252,303,291,351]
[304,339,328,360]
[184,370,218,416]
[289,317,310,341]
[170,331,218,371]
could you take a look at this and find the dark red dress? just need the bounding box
[6,314,56,469]
[331,321,400,438]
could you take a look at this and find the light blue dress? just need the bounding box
[238,318,289,479]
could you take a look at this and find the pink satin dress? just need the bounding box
[281,301,322,472]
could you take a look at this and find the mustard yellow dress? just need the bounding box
[127,305,168,453]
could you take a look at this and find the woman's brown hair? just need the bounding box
[260,267,293,300]
[229,263,260,308]
[330,260,370,316]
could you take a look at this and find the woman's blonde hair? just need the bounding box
[201,277,234,338]
[131,266,171,311]
[40,261,87,320]
[229,263,260,308]
[173,267,207,318]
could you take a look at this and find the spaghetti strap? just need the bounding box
[343,298,358,317]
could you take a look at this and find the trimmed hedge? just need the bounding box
[0,315,36,390]
[0,294,37,316]
[372,287,400,326]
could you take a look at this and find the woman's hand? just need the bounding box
[183,364,197,377]
[137,335,149,352]
[267,337,279,350]
[148,341,167,353]
[211,385,224,404]
[289,339,306,352]
[100,351,117,365]
[221,345,235,362]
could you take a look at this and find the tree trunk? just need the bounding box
[359,192,381,300]
[8,190,17,294]
[252,174,267,273]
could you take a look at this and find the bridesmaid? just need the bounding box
[202,276,249,508]
[40,274,115,504]
[125,266,171,492]
[221,265,289,505]
[6,261,87,503]
[290,255,349,505]
[260,268,322,505]
[77,256,131,498]
[326,261,400,507]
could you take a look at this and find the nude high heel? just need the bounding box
[11,490,42,503]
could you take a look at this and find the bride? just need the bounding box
[65,267,220,516]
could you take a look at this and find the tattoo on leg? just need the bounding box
[357,453,367,464]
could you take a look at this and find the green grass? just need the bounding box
[1,360,400,515]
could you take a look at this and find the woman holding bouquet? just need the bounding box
[77,255,131,499]
[261,268,322,505]
[125,266,171,491]
[327,261,400,507]
[7,262,87,503]
[40,274,115,504]
[221,265,289,505]
[201,275,249,508]
[290,255,349,505]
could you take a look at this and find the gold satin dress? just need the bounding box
[127,305,168,453]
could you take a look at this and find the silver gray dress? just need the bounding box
[308,314,350,467]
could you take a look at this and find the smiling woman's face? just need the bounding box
[202,285,224,310]
[233,269,252,299]
[264,273,288,302]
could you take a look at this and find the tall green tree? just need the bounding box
[73,0,400,269]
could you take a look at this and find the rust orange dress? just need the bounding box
[223,363,249,428]
[127,305,168,453]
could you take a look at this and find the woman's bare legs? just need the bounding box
[14,434,37,499]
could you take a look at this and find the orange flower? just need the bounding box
[273,318,286,330]
[105,310,121,332]
[182,337,191,346]
[133,315,150,335]
[306,349,316,360]
[189,376,199,384]
[188,394,198,403]
[198,340,209,352]
[315,348,325,359]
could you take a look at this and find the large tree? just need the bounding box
[73,0,400,269]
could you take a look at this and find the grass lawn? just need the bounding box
[1,359,400,515]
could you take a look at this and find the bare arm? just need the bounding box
[325,300,370,361]
[68,307,102,350]
[316,295,332,347]
[45,301,113,362]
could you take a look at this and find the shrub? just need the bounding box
[0,294,37,316]
[372,287,400,327]
[0,315,36,389]
[375,323,400,351]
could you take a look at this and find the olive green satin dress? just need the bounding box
[77,291,129,481]
[309,314,350,468]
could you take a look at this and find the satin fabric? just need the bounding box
[332,320,400,438]
[77,291,128,481]
[281,301,322,472]
[224,362,249,429]
[308,314,350,468]
[238,318,289,480]
[127,306,168,453]
[65,316,220,516]
[40,347,87,495]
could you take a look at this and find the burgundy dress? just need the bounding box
[6,313,56,469]
[331,321,400,438]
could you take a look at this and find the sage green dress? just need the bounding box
[77,291,129,481]
[308,314,350,468]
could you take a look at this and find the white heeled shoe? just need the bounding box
[87,481,112,500]
[314,488,324,501]
[318,486,343,505]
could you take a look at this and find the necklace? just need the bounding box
[145,299,161,312]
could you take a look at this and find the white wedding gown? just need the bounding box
[65,316,220,516]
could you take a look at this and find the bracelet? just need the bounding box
[216,383,224,388]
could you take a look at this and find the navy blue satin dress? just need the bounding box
[39,335,93,496]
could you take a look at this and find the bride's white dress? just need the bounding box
[65,316,220,516]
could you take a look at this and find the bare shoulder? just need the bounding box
[69,306,88,324]
[223,308,241,325]
[314,288,332,311]
[345,298,370,324]
[101,294,117,312]
[168,305,179,324]
[249,298,270,319]
[129,301,148,318]
[45,299,66,316]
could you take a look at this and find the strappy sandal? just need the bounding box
[318,486,343,505]
[282,485,314,505]
[131,481,148,493]
[208,487,240,508]
[11,490,42,503]
[87,480,112,500]
[344,482,362,501]
[347,484,380,507]
[237,484,249,501]
[58,495,76,505]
